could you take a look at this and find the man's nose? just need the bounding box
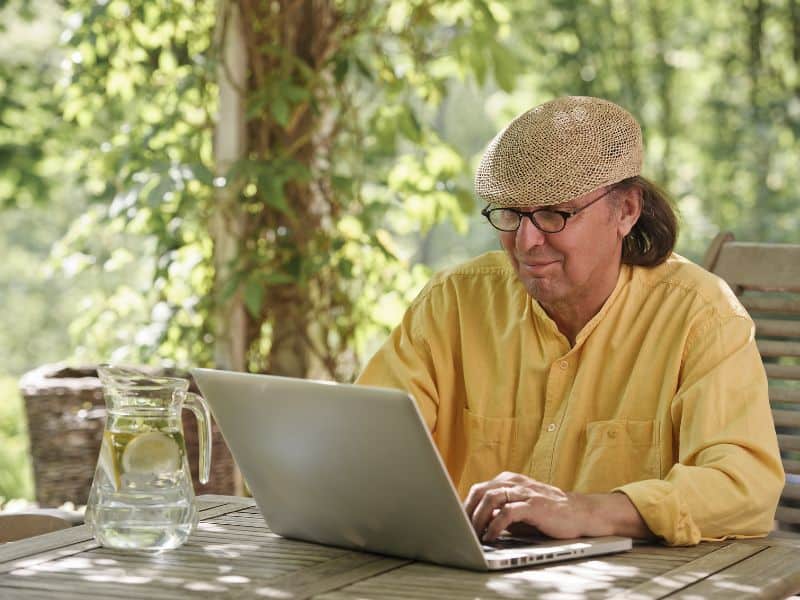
[515,216,546,251]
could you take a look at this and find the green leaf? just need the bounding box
[262,272,295,285]
[244,279,264,318]
[353,56,374,81]
[146,176,173,206]
[490,42,517,93]
[333,56,349,83]
[258,173,294,217]
[271,97,290,127]
[455,189,475,214]
[331,175,353,192]
[189,162,214,186]
[283,84,309,103]
[247,87,271,119]
[398,106,422,143]
[338,258,353,278]
[285,255,302,278]
[220,273,242,301]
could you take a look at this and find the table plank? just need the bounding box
[242,552,411,599]
[617,542,766,599]
[0,592,97,600]
[0,500,253,569]
[674,545,800,599]
[0,526,96,566]
[0,571,194,600]
[197,494,256,507]
[738,532,800,549]
[197,501,259,520]
[318,554,663,599]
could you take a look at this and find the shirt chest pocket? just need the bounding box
[574,419,661,494]
[458,408,539,497]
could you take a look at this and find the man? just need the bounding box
[357,96,783,546]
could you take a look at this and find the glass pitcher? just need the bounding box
[85,364,212,551]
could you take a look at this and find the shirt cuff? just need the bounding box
[613,479,701,545]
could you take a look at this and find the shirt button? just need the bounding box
[559,360,568,370]
[607,430,617,439]
[546,423,557,432]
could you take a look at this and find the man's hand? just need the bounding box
[463,472,653,542]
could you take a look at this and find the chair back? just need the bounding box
[0,513,71,543]
[703,232,800,533]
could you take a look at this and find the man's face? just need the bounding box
[498,187,634,311]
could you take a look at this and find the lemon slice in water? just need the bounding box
[121,431,182,476]
[99,430,121,490]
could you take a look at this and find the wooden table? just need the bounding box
[1,495,798,599]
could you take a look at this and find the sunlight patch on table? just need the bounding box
[184,580,228,592]
[217,574,251,584]
[202,542,260,558]
[197,521,228,532]
[254,586,294,598]
[483,559,642,597]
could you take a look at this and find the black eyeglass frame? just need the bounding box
[481,187,615,234]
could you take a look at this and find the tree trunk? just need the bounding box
[212,0,249,373]
[648,0,674,187]
[791,0,800,99]
[212,0,249,496]
[621,0,642,110]
[236,0,343,378]
[747,0,769,240]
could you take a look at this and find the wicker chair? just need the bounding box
[0,510,75,543]
[703,232,800,534]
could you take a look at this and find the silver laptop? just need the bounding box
[192,368,632,571]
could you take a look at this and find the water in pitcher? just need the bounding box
[85,409,198,550]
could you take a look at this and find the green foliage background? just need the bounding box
[2,0,799,502]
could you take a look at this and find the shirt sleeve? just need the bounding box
[615,314,785,545]
[355,285,442,432]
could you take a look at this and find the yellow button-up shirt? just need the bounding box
[357,251,784,545]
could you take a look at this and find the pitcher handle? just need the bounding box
[182,391,213,484]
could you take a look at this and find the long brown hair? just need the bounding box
[615,176,678,267]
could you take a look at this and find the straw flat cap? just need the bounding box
[475,96,643,207]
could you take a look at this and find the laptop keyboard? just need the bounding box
[481,536,546,552]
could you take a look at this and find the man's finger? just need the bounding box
[470,486,511,535]
[463,481,490,517]
[482,502,532,542]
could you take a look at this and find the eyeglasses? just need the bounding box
[481,188,615,234]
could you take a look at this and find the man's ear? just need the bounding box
[616,187,642,238]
